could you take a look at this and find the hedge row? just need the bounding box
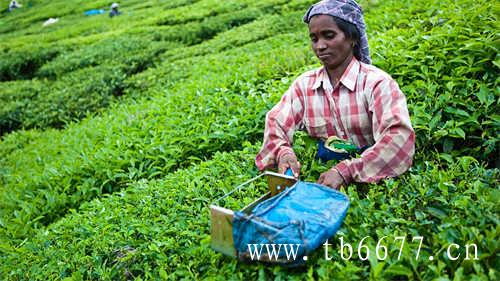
[36,37,174,79]
[1,141,497,280]
[0,41,168,134]
[0,0,196,40]
[153,0,287,26]
[0,3,311,136]
[150,7,265,45]
[0,47,62,81]
[371,0,499,165]
[0,34,314,243]
[157,11,306,63]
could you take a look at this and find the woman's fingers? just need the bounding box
[278,162,289,174]
[289,159,301,177]
[317,170,342,190]
[278,156,290,174]
[278,153,300,178]
[317,173,325,185]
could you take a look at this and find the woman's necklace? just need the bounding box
[332,77,340,87]
[325,68,340,88]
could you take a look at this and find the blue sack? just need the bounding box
[232,180,349,265]
[84,9,105,16]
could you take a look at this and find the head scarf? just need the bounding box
[303,0,371,64]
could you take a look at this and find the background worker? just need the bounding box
[8,0,21,11]
[109,2,121,17]
[255,0,415,190]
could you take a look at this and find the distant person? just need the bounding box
[8,0,22,12]
[109,2,121,17]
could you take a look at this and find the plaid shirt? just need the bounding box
[255,57,415,185]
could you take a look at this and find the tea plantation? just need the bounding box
[0,0,498,280]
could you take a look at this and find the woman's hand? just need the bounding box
[278,153,301,178]
[317,168,345,190]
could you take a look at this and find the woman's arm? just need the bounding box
[333,77,415,185]
[255,80,305,174]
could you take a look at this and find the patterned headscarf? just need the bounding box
[303,0,371,64]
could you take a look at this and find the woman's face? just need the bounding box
[308,15,354,71]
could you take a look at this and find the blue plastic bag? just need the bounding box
[84,9,105,16]
[232,180,349,265]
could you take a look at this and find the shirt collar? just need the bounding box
[312,57,360,92]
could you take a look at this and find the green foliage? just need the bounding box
[1,64,125,134]
[0,79,42,133]
[154,0,280,25]
[0,0,498,279]
[152,7,265,45]
[0,38,173,134]
[370,0,499,164]
[0,0,197,46]
[0,2,308,134]
[157,11,306,63]
[0,34,313,244]
[36,36,172,79]
[1,144,497,280]
[0,46,62,81]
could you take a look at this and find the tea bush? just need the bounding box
[36,37,172,79]
[0,0,498,279]
[0,0,196,44]
[0,1,308,134]
[157,11,305,63]
[0,46,62,81]
[153,0,283,25]
[1,142,497,280]
[370,0,499,165]
[0,35,178,134]
[152,7,265,45]
[0,79,44,133]
[0,34,314,244]
[0,61,151,134]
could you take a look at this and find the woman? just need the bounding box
[255,0,415,189]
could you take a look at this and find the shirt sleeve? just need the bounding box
[255,79,305,171]
[334,78,415,184]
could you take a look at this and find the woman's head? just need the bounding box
[303,0,371,64]
[308,15,356,71]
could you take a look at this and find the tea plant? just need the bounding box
[0,0,498,279]
[0,34,314,244]
[1,144,497,280]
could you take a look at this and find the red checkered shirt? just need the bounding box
[255,57,415,184]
